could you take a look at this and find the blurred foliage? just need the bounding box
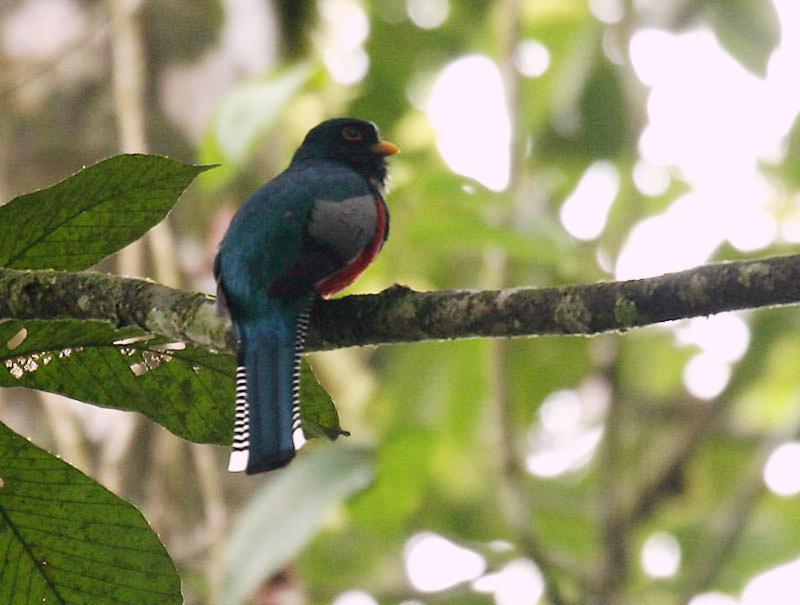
[221,444,373,605]
[274,0,316,58]
[142,0,225,65]
[198,62,316,190]
[1,0,799,604]
[705,0,780,76]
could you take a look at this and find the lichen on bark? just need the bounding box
[3,253,800,353]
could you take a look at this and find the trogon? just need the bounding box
[214,118,398,474]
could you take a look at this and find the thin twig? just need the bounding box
[679,417,800,600]
[624,402,717,524]
[594,352,629,604]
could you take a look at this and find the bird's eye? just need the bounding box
[341,126,363,141]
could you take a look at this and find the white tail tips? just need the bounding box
[229,365,250,473]
[292,426,307,450]
[228,450,249,472]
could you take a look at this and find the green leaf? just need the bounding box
[0,319,232,444]
[0,319,345,445]
[0,421,181,604]
[198,63,315,190]
[0,154,210,271]
[707,0,780,77]
[220,443,373,605]
[300,361,349,441]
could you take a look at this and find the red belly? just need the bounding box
[314,196,388,298]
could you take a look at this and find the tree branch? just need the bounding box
[1,253,800,352]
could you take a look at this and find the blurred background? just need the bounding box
[2,0,800,603]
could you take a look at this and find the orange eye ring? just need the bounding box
[341,126,363,141]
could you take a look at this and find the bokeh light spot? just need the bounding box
[332,590,379,605]
[764,442,800,497]
[405,532,486,592]
[683,353,731,400]
[514,39,551,78]
[406,0,449,30]
[641,532,681,579]
[427,55,511,191]
[688,592,738,605]
[560,161,620,241]
[472,559,545,605]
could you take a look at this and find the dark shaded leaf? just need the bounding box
[0,154,210,271]
[143,0,224,64]
[0,319,344,445]
[707,0,780,77]
[0,421,182,604]
[274,1,316,57]
[300,361,349,440]
[0,319,232,444]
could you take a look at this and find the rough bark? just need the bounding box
[1,253,799,352]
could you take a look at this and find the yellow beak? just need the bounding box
[370,140,400,156]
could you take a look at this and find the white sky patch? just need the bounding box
[317,0,370,84]
[683,352,731,400]
[615,191,725,280]
[620,10,800,278]
[764,442,800,497]
[632,159,671,197]
[404,532,486,592]
[778,195,800,243]
[427,55,511,191]
[641,531,682,579]
[631,26,799,181]
[674,314,751,364]
[674,313,747,402]
[514,39,551,78]
[406,0,449,30]
[741,558,800,605]
[472,559,545,605]
[560,161,620,241]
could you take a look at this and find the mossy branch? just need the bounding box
[1,254,800,352]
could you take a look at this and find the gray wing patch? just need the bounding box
[307,195,377,264]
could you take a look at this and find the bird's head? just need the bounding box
[292,118,399,189]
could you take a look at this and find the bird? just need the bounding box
[214,118,398,474]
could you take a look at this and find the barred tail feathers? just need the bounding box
[228,364,251,472]
[228,311,311,474]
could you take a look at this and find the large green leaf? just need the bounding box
[0,319,345,445]
[0,319,231,444]
[0,421,182,604]
[0,154,210,271]
[220,443,373,605]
